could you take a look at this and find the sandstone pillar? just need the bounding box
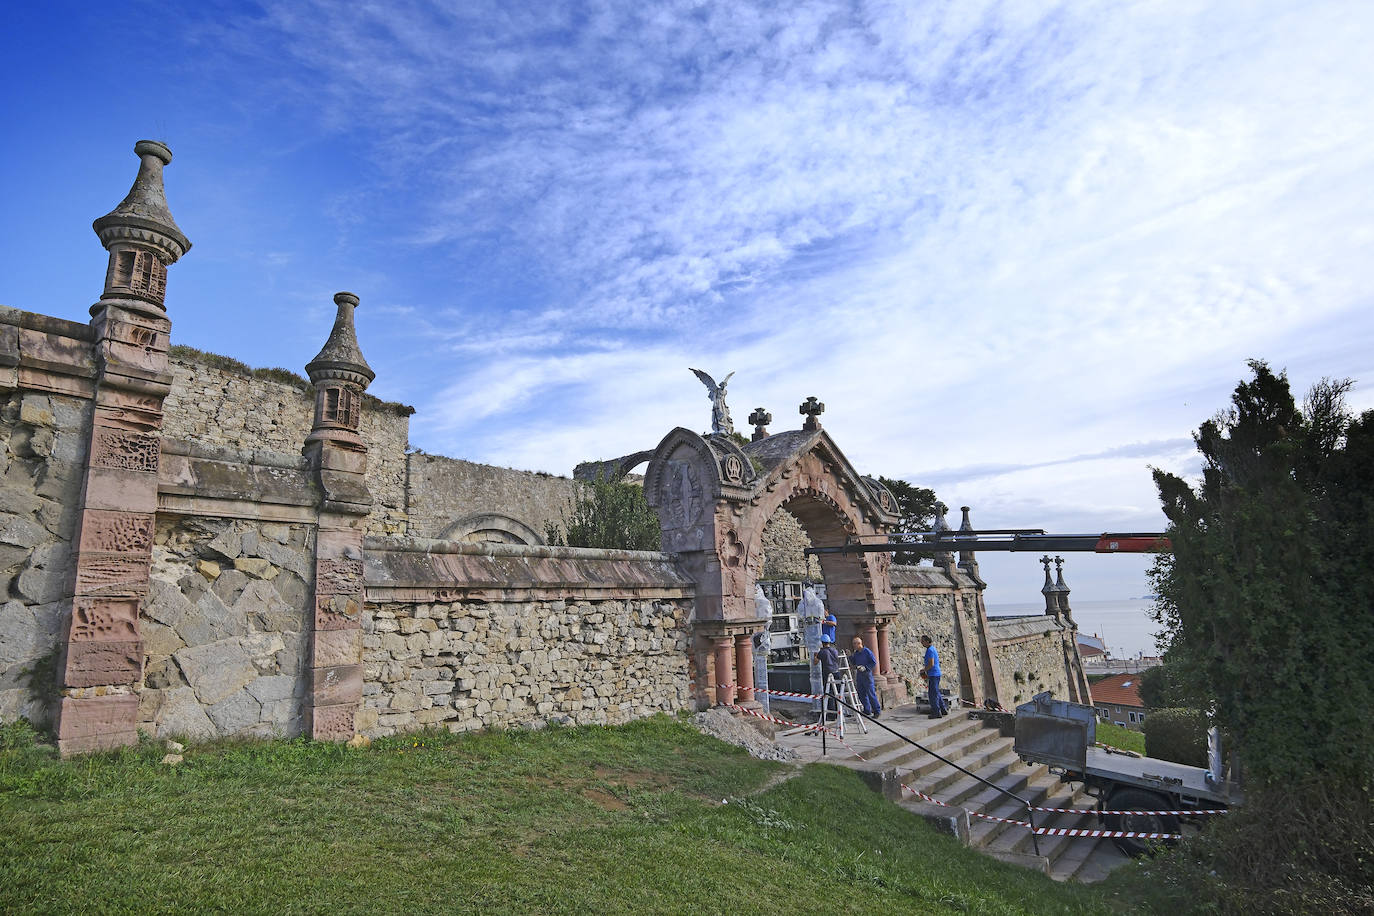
[733,633,756,708]
[56,141,191,756]
[876,622,892,677]
[712,637,735,705]
[302,292,374,740]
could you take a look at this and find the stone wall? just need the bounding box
[759,508,821,581]
[889,568,964,700]
[161,355,411,536]
[140,516,315,740]
[362,596,692,734]
[988,615,1076,707]
[362,537,695,734]
[405,453,581,543]
[0,388,92,728]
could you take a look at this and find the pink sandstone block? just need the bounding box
[310,664,362,706]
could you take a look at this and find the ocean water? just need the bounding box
[985,598,1164,659]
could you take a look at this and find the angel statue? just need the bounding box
[690,368,735,436]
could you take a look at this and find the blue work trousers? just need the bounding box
[927,675,947,716]
[856,672,881,716]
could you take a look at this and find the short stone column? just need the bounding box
[877,621,893,679]
[734,633,757,707]
[712,637,736,705]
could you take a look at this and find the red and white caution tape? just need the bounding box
[725,703,831,734]
[1030,805,1227,816]
[714,684,826,701]
[1032,826,1181,839]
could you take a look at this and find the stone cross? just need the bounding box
[799,396,825,431]
[748,407,772,441]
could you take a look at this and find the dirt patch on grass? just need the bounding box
[582,788,629,811]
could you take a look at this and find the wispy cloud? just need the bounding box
[129,0,1374,598]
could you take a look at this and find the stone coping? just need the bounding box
[890,564,979,589]
[161,437,310,470]
[0,305,94,341]
[364,536,694,600]
[364,535,680,564]
[988,615,1065,642]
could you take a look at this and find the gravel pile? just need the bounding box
[692,708,797,762]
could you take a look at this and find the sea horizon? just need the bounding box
[985,598,1163,659]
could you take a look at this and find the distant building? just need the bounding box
[1091,673,1149,730]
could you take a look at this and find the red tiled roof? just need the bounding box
[1091,673,1145,708]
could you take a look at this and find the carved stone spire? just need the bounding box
[91,140,191,316]
[957,505,982,583]
[748,407,772,441]
[1041,555,1057,615]
[305,292,374,451]
[1054,555,1075,625]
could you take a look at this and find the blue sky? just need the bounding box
[3,0,1372,614]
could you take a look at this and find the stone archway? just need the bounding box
[644,421,904,708]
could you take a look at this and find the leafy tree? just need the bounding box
[878,476,939,565]
[1146,361,1373,910]
[544,475,662,551]
[1135,662,1184,709]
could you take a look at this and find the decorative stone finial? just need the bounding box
[1041,555,1057,614]
[91,140,191,314]
[956,505,984,584]
[305,292,374,451]
[799,396,825,431]
[748,407,772,441]
[1054,556,1074,623]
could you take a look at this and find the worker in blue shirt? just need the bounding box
[850,637,881,718]
[921,634,949,719]
[821,608,837,645]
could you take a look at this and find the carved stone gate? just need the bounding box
[644,414,907,708]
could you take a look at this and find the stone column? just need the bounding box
[712,636,735,705]
[56,141,191,756]
[302,292,374,740]
[734,632,755,707]
[876,622,893,677]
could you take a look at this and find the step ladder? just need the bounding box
[814,653,868,737]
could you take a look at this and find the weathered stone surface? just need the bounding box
[144,577,193,629]
[154,687,216,740]
[206,688,262,734]
[246,675,299,704]
[0,600,37,667]
[175,639,257,705]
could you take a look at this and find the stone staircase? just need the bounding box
[774,705,1130,882]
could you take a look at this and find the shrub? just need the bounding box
[544,474,661,551]
[1142,707,1207,767]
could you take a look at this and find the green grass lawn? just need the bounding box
[0,716,1132,915]
[1094,721,1146,755]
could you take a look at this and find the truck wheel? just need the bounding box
[1102,788,1180,857]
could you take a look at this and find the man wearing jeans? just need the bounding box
[920,635,948,719]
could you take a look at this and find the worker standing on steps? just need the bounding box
[920,634,949,718]
[850,637,881,718]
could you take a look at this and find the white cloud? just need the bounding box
[161,0,1374,600]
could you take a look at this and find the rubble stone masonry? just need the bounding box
[361,597,692,734]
